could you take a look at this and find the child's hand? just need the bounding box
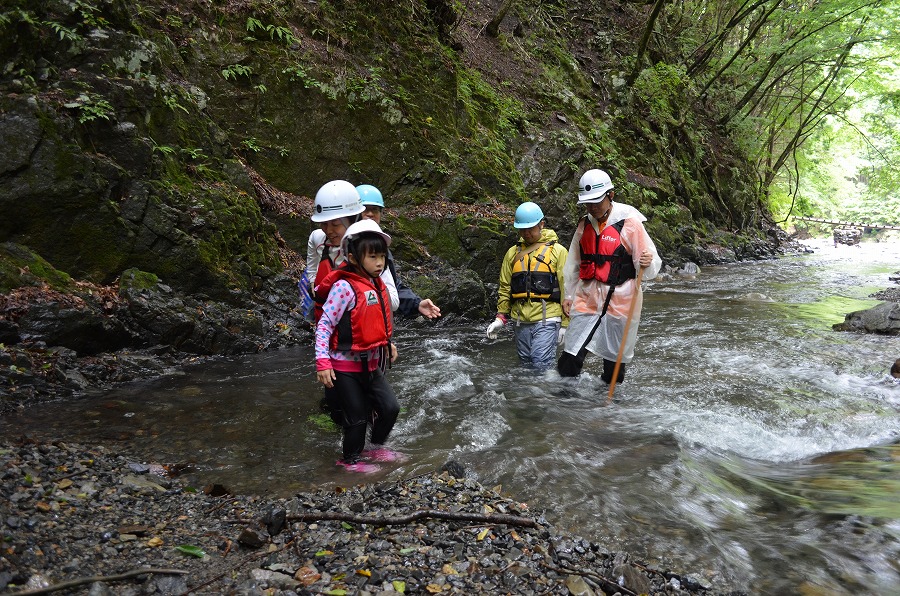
[317,368,336,388]
[390,343,398,363]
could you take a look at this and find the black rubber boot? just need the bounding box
[557,352,585,377]
[601,359,625,384]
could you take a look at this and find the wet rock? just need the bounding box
[441,460,466,479]
[833,301,900,335]
[128,463,151,474]
[264,505,286,536]
[565,574,596,595]
[833,227,861,246]
[121,474,166,492]
[614,563,652,594]
[238,525,268,548]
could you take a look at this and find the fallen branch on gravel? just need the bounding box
[282,509,539,527]
[10,568,188,595]
[542,562,638,596]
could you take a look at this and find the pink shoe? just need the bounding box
[336,459,381,473]
[362,447,408,463]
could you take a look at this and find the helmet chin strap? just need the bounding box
[598,192,613,222]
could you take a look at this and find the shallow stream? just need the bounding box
[3,238,899,594]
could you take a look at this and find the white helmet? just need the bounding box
[312,180,365,222]
[340,219,392,257]
[578,169,614,203]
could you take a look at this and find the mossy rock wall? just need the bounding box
[0,0,775,307]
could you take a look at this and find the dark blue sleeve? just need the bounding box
[388,251,422,318]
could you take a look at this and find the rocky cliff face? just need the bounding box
[0,0,788,405]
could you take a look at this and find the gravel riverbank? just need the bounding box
[0,440,740,595]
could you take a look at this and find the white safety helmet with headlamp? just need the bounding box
[340,219,392,257]
[312,180,365,222]
[578,169,614,203]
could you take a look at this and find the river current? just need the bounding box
[2,238,898,594]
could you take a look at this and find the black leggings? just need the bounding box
[324,368,400,462]
[557,352,625,384]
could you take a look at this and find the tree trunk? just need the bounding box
[486,0,515,37]
[627,0,668,86]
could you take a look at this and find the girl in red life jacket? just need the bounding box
[314,220,403,473]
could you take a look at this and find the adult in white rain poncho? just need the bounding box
[557,169,661,382]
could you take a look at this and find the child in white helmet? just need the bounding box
[557,169,661,383]
[486,201,569,370]
[315,219,404,473]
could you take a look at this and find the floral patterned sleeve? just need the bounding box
[314,280,355,370]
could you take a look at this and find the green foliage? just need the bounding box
[281,65,337,99]
[308,413,338,431]
[221,64,254,81]
[632,62,690,127]
[46,20,80,42]
[649,201,683,220]
[246,16,300,47]
[175,544,206,558]
[150,139,176,156]
[163,94,189,113]
[776,78,900,226]
[241,138,262,153]
[72,0,109,28]
[653,0,900,222]
[0,1,110,49]
[63,93,114,123]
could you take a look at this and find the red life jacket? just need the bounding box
[312,245,339,322]
[578,217,636,285]
[317,266,393,352]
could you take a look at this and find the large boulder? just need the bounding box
[833,302,900,335]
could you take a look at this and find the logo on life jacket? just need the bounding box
[364,290,378,306]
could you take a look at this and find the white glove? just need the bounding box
[486,318,504,339]
[558,327,566,344]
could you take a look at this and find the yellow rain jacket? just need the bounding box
[496,228,569,326]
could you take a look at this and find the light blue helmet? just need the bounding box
[514,201,544,229]
[356,184,384,208]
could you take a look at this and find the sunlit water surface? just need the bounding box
[3,239,899,594]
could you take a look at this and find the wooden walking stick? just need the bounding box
[607,267,644,403]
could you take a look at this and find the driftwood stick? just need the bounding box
[283,509,538,528]
[542,562,638,596]
[10,568,188,596]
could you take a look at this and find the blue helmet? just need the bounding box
[514,201,544,229]
[356,184,384,208]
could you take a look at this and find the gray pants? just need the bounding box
[514,321,560,370]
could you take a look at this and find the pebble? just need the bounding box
[0,440,741,595]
